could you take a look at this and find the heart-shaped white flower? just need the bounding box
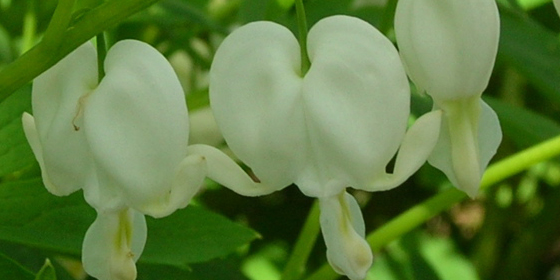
[395,0,503,197]
[210,15,442,280]
[23,39,270,280]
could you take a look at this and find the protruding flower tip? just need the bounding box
[320,193,373,280]
[453,157,481,198]
[327,237,373,280]
[82,209,147,280]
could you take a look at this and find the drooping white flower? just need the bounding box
[209,15,442,280]
[23,40,271,280]
[394,0,502,197]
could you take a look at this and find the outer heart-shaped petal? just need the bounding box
[210,20,305,191]
[210,15,409,198]
[394,0,500,100]
[28,42,98,196]
[83,40,191,213]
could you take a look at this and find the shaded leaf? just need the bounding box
[499,6,560,105]
[0,179,258,267]
[142,206,258,266]
[369,230,479,280]
[0,84,35,177]
[485,97,560,148]
[0,252,34,280]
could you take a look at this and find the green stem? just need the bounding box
[378,0,398,35]
[0,0,162,102]
[304,134,560,280]
[280,200,321,280]
[21,0,37,54]
[96,33,106,83]
[295,0,310,76]
[42,0,75,52]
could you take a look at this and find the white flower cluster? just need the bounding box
[23,0,502,279]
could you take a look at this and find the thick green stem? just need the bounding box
[42,0,75,52]
[295,0,310,76]
[280,200,321,280]
[304,134,560,280]
[0,0,162,101]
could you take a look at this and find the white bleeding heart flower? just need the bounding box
[210,15,442,280]
[23,40,270,280]
[394,0,503,197]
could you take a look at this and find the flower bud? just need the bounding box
[395,0,502,197]
[394,0,500,100]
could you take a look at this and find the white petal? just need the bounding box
[22,113,59,194]
[83,40,190,212]
[187,144,280,196]
[31,42,97,195]
[319,192,372,280]
[210,21,306,190]
[555,0,560,17]
[211,16,410,198]
[368,110,442,191]
[82,209,147,280]
[138,153,206,218]
[394,0,500,100]
[296,15,410,197]
[428,99,502,197]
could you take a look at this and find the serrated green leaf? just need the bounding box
[0,84,35,177]
[0,252,34,280]
[0,178,258,267]
[499,6,560,105]
[0,178,90,255]
[142,206,259,266]
[485,97,560,148]
[34,259,57,280]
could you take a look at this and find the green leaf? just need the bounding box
[34,259,57,280]
[0,252,34,280]
[0,178,259,267]
[485,97,560,148]
[369,230,480,280]
[142,206,259,266]
[0,179,90,255]
[0,84,35,177]
[138,257,250,280]
[499,6,560,105]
